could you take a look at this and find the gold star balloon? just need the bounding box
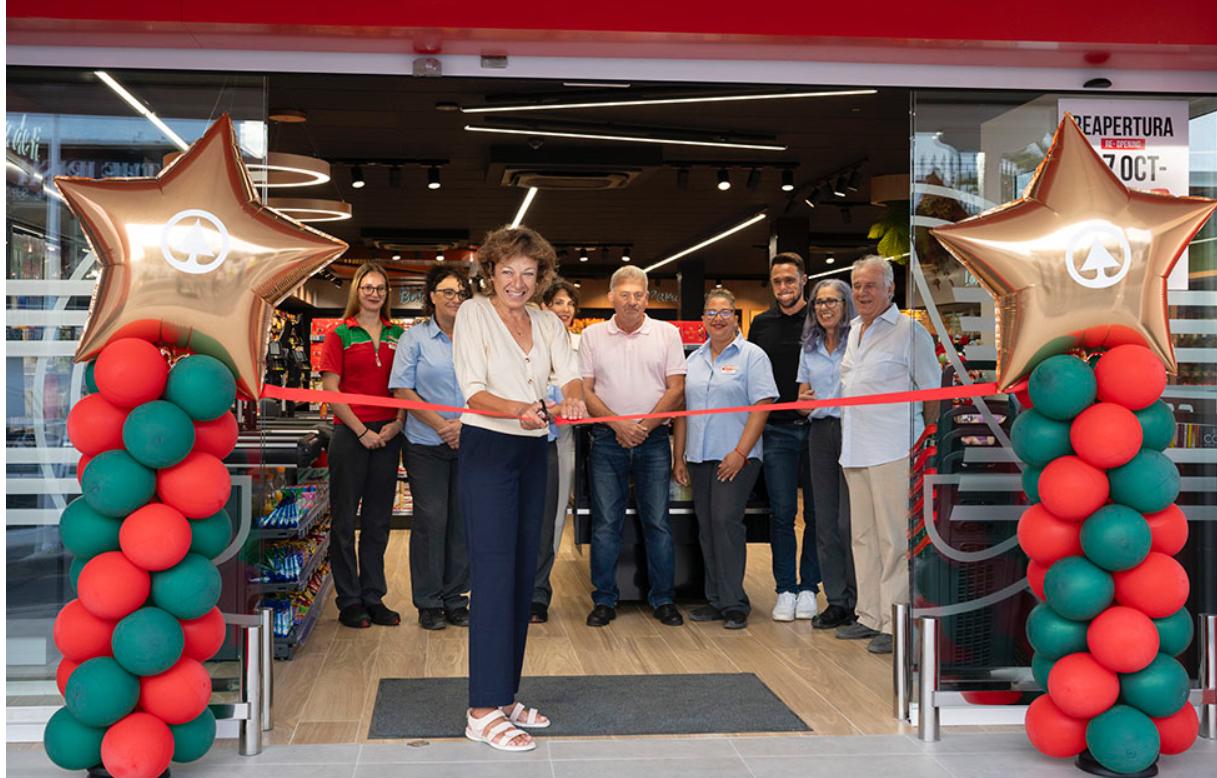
[56,115,348,399]
[931,113,1216,391]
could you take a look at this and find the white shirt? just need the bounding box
[839,303,940,468]
[452,294,581,437]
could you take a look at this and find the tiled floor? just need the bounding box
[10,733,1217,777]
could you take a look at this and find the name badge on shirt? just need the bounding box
[720,364,739,375]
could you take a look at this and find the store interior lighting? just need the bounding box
[436,251,445,262]
[427,166,441,190]
[391,254,402,260]
[460,88,877,113]
[717,169,732,191]
[643,211,767,272]
[245,151,332,189]
[350,165,366,189]
[464,123,786,152]
[94,71,189,151]
[832,175,848,198]
[578,248,589,262]
[265,197,353,223]
[510,186,539,228]
[781,169,795,192]
[621,249,632,263]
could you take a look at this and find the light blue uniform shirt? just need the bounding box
[545,384,561,443]
[387,318,464,446]
[684,334,779,463]
[796,337,846,419]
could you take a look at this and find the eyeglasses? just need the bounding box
[359,284,387,295]
[702,309,735,320]
[813,298,844,308]
[434,288,470,301]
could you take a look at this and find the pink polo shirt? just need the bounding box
[579,314,687,418]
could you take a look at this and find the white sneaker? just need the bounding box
[772,592,797,622]
[795,590,820,620]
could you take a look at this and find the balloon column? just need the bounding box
[45,115,347,777]
[932,115,1216,775]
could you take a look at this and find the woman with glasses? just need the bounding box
[453,226,586,752]
[319,263,406,629]
[673,288,778,630]
[389,265,474,631]
[795,278,858,630]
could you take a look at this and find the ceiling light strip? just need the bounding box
[465,125,785,152]
[462,89,877,114]
[94,71,189,151]
[643,212,768,273]
[511,187,539,228]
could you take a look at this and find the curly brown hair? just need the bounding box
[474,225,558,300]
[422,263,474,317]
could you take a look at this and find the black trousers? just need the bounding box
[532,441,560,607]
[689,459,762,615]
[457,425,547,708]
[808,417,856,610]
[404,441,469,611]
[328,421,402,611]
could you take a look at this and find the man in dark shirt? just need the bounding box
[748,253,822,622]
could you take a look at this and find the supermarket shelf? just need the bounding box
[275,573,333,661]
[253,499,329,539]
[250,535,330,594]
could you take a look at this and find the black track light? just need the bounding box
[427,166,441,190]
[832,175,848,198]
[717,168,731,191]
[746,168,761,191]
[351,165,366,189]
[847,168,861,192]
[781,169,794,192]
[579,248,589,263]
[621,248,631,263]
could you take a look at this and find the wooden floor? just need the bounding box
[269,523,912,745]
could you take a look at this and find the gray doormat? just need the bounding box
[368,673,810,738]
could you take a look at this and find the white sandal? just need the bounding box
[465,709,536,752]
[504,701,551,729]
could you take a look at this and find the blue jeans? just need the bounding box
[762,422,821,594]
[588,425,675,608]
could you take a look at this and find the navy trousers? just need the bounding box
[457,424,548,708]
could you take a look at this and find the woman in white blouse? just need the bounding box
[452,226,586,752]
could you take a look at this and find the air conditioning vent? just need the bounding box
[502,169,641,190]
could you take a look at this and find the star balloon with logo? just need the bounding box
[56,115,348,398]
[931,113,1216,391]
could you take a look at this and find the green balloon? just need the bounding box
[1011,410,1073,467]
[1028,355,1097,421]
[122,400,196,469]
[80,450,155,518]
[1154,608,1193,657]
[171,707,217,763]
[191,509,232,560]
[68,556,86,594]
[1135,401,1175,451]
[1086,705,1160,775]
[1031,652,1056,690]
[59,497,122,558]
[1080,505,1152,572]
[64,656,139,727]
[1026,602,1089,659]
[44,707,105,770]
[83,361,98,395]
[1043,556,1114,622]
[1109,450,1180,514]
[165,355,237,422]
[1120,654,1190,718]
[111,607,184,676]
[152,553,222,620]
[1022,466,1042,504]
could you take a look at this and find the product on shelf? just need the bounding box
[259,562,331,639]
[256,482,328,531]
[249,522,329,585]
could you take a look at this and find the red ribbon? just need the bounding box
[261,382,1000,426]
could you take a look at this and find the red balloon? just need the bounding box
[1018,504,1082,565]
[77,552,151,621]
[1027,560,1048,601]
[156,452,231,519]
[1038,455,1109,521]
[56,658,80,697]
[193,412,239,459]
[1047,652,1119,719]
[1010,378,1034,410]
[77,453,92,485]
[1087,606,1159,673]
[1070,403,1142,470]
[1145,504,1188,556]
[101,711,174,778]
[1095,344,1166,411]
[119,503,192,572]
[139,657,212,725]
[66,394,128,456]
[53,599,116,662]
[180,607,227,662]
[1113,551,1190,618]
[94,338,169,410]
[1025,694,1088,758]
[1153,702,1200,755]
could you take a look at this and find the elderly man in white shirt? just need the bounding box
[835,256,940,654]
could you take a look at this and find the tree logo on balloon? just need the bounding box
[1065,221,1132,290]
[160,209,230,275]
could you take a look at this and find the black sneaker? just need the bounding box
[652,603,684,626]
[811,605,856,630]
[418,607,446,630]
[338,604,371,629]
[723,610,749,630]
[445,606,470,627]
[586,604,616,627]
[367,603,401,626]
[689,605,723,622]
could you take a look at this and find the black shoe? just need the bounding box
[445,606,470,627]
[586,604,616,627]
[367,603,401,626]
[689,605,723,622]
[723,610,748,630]
[652,603,684,626]
[811,605,856,630]
[418,607,446,630]
[529,603,549,624]
[338,604,371,629]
